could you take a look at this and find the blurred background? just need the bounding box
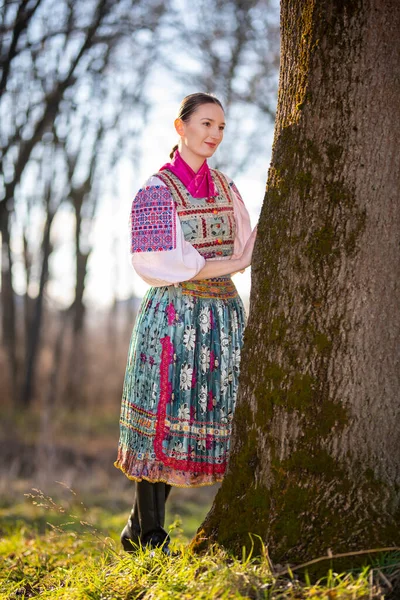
[0,0,279,541]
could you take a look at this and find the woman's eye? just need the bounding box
[219,126,225,131]
[203,122,211,126]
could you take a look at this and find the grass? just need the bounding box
[0,522,384,599]
[0,489,391,599]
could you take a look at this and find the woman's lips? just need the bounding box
[205,142,217,148]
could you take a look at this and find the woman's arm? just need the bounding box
[191,225,258,280]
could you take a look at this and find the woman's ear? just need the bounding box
[174,118,185,136]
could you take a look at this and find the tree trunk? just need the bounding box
[21,211,54,406]
[73,250,89,334]
[1,210,18,402]
[198,0,400,571]
[63,198,90,408]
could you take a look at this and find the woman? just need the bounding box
[114,92,257,554]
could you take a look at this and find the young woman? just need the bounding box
[114,92,257,554]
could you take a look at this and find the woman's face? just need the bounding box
[176,103,225,161]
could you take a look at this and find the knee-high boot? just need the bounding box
[120,481,172,553]
[137,480,171,552]
[120,483,141,552]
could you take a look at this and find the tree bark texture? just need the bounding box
[198,0,400,569]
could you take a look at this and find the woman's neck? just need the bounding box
[178,143,205,173]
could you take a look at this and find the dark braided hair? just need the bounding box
[170,92,224,159]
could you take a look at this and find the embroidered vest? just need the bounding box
[154,169,237,260]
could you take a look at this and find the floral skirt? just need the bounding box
[114,276,246,487]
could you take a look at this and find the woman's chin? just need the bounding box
[202,147,217,158]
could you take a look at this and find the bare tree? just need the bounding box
[20,141,62,406]
[0,0,169,405]
[165,0,279,176]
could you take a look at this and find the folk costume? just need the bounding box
[115,150,251,551]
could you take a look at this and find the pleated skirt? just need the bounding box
[114,276,246,487]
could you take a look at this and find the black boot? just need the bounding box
[137,480,171,554]
[121,481,172,554]
[120,484,141,553]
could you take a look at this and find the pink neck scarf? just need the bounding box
[159,149,218,198]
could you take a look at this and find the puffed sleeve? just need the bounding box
[225,177,252,260]
[129,176,206,287]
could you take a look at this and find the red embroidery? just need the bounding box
[156,171,188,208]
[211,170,233,204]
[210,350,215,371]
[207,391,214,411]
[178,205,232,216]
[201,217,207,238]
[154,335,226,475]
[167,302,176,325]
[194,239,234,249]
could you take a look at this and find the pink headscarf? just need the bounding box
[159,149,218,199]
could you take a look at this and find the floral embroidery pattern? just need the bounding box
[183,325,196,350]
[180,363,193,391]
[199,307,211,334]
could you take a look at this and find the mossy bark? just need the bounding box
[196,0,400,570]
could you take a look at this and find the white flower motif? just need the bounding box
[199,307,211,334]
[199,384,207,413]
[197,439,206,452]
[180,363,193,391]
[178,403,190,421]
[184,296,195,310]
[200,344,210,373]
[221,368,231,390]
[220,406,228,423]
[183,325,196,351]
[216,300,224,319]
[232,348,241,369]
[230,310,239,332]
[220,329,230,354]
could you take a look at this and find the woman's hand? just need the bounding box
[189,225,258,281]
[239,225,258,269]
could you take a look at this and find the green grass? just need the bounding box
[0,492,390,599]
[0,522,383,600]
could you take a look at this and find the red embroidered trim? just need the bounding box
[201,217,207,238]
[156,171,188,208]
[211,170,233,204]
[154,335,226,474]
[194,239,234,249]
[154,336,174,461]
[178,206,232,216]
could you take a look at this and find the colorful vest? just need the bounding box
[154,169,237,260]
